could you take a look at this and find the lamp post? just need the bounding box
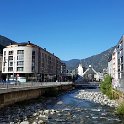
[4,59,9,89]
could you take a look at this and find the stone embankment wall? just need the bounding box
[0,84,73,108]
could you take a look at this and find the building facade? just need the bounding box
[111,48,119,88]
[0,54,3,81]
[108,35,124,89]
[116,36,124,88]
[2,42,63,82]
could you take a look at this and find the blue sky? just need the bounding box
[0,0,124,60]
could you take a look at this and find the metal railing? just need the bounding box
[0,81,73,90]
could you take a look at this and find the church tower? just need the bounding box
[77,61,83,77]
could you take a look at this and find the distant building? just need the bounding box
[0,54,2,80]
[108,60,113,76]
[61,63,66,75]
[60,62,67,81]
[2,41,63,82]
[94,72,103,81]
[77,63,84,77]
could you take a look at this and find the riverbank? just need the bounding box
[75,89,118,107]
[1,89,123,124]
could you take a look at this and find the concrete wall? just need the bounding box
[0,84,73,108]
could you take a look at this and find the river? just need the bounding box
[0,88,124,124]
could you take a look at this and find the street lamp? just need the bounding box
[4,59,9,88]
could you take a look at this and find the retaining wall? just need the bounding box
[0,84,73,108]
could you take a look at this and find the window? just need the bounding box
[4,51,6,56]
[9,51,13,55]
[17,67,23,71]
[32,51,35,68]
[9,62,13,66]
[32,51,35,55]
[8,67,13,72]
[32,56,35,61]
[3,67,5,72]
[121,64,123,71]
[17,55,24,60]
[17,61,24,66]
[3,62,6,66]
[121,56,123,63]
[4,57,6,61]
[32,67,35,72]
[8,56,13,60]
[118,68,120,72]
[32,62,35,66]
[118,73,120,79]
[17,50,24,54]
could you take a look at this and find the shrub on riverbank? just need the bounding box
[116,102,124,115]
[100,74,113,99]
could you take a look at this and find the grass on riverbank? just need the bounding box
[116,102,124,115]
[100,75,124,115]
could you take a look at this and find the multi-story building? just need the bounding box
[111,48,119,88]
[60,63,67,81]
[0,54,3,80]
[108,35,124,89]
[61,63,66,74]
[116,36,124,88]
[2,41,63,82]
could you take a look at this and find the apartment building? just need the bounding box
[116,36,124,88]
[108,35,124,89]
[0,54,2,80]
[111,48,119,88]
[2,41,63,82]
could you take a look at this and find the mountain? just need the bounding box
[64,46,115,72]
[0,35,16,54]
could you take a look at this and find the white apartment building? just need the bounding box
[116,36,124,88]
[109,35,124,89]
[2,42,62,82]
[111,48,119,88]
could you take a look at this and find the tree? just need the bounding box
[100,74,112,99]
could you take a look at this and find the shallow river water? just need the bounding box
[0,89,124,124]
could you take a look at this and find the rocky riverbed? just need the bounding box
[0,89,123,124]
[75,89,118,107]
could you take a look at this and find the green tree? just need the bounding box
[100,74,112,99]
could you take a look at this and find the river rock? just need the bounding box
[20,121,29,124]
[44,110,49,115]
[38,114,48,121]
[75,90,118,107]
[32,121,37,124]
[38,120,44,124]
[33,112,38,116]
